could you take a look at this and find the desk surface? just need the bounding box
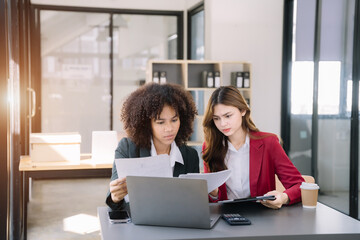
[98,202,360,240]
[19,155,113,171]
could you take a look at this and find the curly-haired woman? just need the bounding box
[106,83,199,210]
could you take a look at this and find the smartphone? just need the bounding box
[108,210,131,223]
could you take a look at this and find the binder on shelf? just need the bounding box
[153,72,160,83]
[243,72,250,88]
[160,71,167,84]
[207,72,214,87]
[202,71,208,87]
[214,71,220,88]
[231,72,243,88]
[202,71,214,88]
[245,98,250,106]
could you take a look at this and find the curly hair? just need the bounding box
[121,83,198,149]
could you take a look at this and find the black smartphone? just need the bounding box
[108,210,131,223]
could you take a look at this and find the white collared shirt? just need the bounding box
[225,135,251,199]
[150,139,184,172]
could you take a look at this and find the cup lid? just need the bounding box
[300,182,320,190]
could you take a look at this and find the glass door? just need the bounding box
[40,11,112,153]
[287,0,356,215]
[34,9,182,153]
[112,14,178,132]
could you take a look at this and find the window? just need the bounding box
[188,3,204,60]
[283,0,359,218]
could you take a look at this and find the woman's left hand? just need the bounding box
[260,190,289,209]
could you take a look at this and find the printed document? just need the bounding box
[179,169,231,193]
[115,154,172,179]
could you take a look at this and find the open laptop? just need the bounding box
[126,176,221,229]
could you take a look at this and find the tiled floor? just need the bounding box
[27,178,110,240]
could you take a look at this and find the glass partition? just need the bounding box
[40,11,179,153]
[112,14,177,132]
[289,0,356,215]
[40,11,111,153]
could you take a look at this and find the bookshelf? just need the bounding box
[146,60,252,148]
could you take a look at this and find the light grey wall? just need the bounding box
[204,0,284,135]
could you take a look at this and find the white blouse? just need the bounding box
[225,135,251,199]
[150,139,184,172]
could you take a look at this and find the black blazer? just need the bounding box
[106,137,200,210]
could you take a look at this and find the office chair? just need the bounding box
[275,174,315,192]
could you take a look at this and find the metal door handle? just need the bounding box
[27,88,36,118]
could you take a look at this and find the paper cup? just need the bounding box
[300,182,320,208]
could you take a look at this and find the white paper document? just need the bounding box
[115,154,172,179]
[179,169,232,193]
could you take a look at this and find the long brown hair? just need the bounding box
[202,86,259,172]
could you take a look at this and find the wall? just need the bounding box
[204,0,284,135]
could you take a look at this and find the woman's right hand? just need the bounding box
[209,187,219,198]
[110,177,128,203]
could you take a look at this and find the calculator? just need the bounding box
[222,213,251,225]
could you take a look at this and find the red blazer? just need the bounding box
[203,132,304,205]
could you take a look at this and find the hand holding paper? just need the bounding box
[114,154,173,202]
[114,154,172,179]
[179,169,231,193]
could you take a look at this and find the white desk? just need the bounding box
[98,202,360,240]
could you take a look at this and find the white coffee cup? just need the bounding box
[300,182,320,208]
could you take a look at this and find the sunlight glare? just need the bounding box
[63,213,100,235]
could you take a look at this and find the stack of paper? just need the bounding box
[179,170,231,193]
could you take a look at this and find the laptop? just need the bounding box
[126,176,221,229]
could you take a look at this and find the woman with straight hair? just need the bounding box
[202,86,304,209]
[106,82,199,211]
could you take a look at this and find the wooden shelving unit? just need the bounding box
[146,60,252,147]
